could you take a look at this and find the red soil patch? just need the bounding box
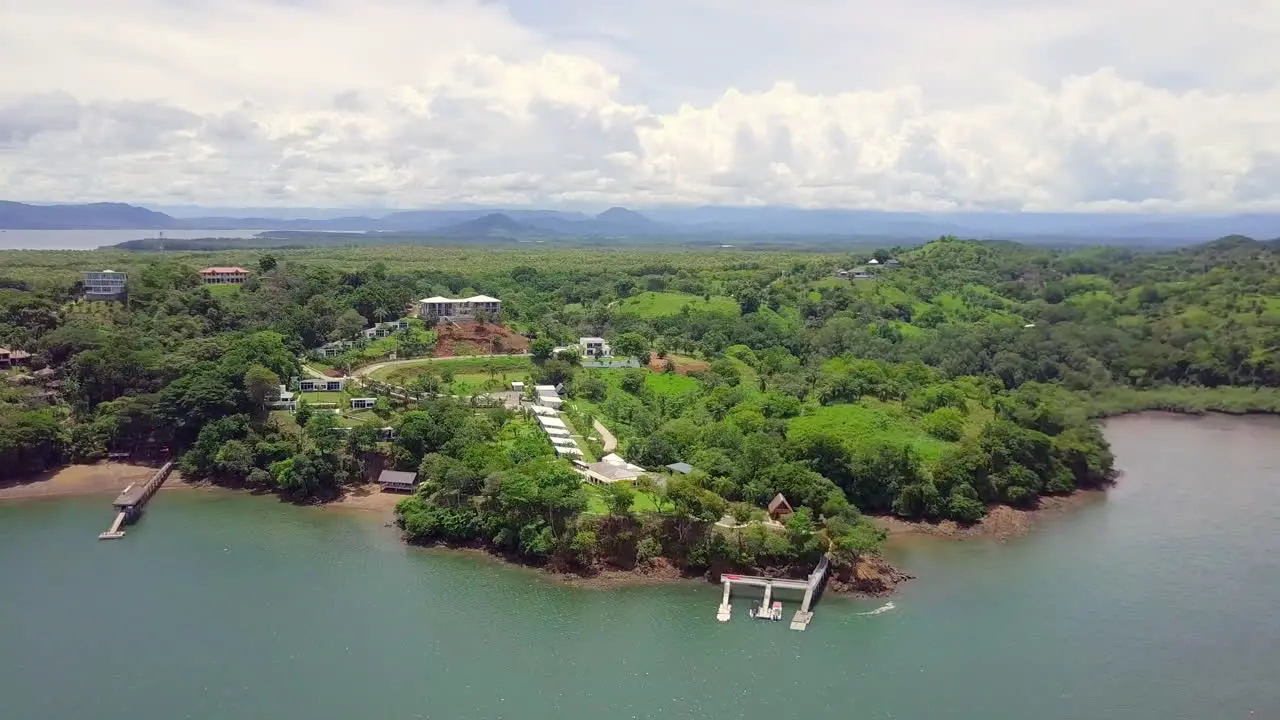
[648,355,711,374]
[432,322,530,358]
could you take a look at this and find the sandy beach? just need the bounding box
[0,463,200,502]
[0,465,401,518]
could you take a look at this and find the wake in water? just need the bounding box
[856,601,896,616]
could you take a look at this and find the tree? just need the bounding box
[612,332,649,360]
[258,255,278,273]
[331,309,367,341]
[530,337,556,361]
[635,536,662,565]
[243,364,280,411]
[603,482,635,517]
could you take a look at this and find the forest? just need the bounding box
[2,235,1278,579]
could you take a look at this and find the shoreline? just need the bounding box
[2,461,1107,597]
[873,489,1110,542]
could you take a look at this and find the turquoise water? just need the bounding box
[1,413,1277,719]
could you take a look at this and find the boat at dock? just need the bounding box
[750,600,783,621]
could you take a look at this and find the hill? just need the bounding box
[0,201,178,229]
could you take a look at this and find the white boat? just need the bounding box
[749,600,783,621]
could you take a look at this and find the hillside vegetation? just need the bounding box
[2,236,1278,579]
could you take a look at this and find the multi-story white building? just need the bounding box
[199,266,250,285]
[83,270,127,300]
[417,295,501,323]
[579,337,610,357]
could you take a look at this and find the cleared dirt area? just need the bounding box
[648,354,710,374]
[0,463,198,501]
[433,322,529,357]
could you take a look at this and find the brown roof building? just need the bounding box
[767,493,794,522]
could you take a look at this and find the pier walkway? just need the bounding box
[98,461,174,540]
[717,555,831,631]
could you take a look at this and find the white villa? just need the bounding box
[417,295,501,323]
[83,270,127,301]
[579,337,610,357]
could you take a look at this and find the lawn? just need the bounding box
[583,482,663,515]
[592,367,702,401]
[787,399,957,463]
[372,355,533,384]
[206,284,241,296]
[296,391,349,405]
[617,291,739,318]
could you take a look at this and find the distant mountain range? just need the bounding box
[3,200,1279,245]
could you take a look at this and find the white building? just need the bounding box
[297,378,346,392]
[538,395,563,409]
[83,270,127,300]
[579,453,648,484]
[350,398,376,410]
[417,295,501,323]
[362,320,407,339]
[266,385,297,411]
[199,267,250,285]
[579,337,610,357]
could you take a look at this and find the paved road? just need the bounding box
[593,419,618,453]
[352,353,532,378]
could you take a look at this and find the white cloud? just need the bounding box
[0,0,1277,210]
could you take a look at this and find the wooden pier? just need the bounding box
[717,555,830,631]
[98,461,174,540]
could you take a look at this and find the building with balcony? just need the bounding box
[417,295,501,323]
[83,270,127,301]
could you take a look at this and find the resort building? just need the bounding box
[199,267,250,285]
[266,385,297,411]
[579,453,648,484]
[768,493,795,522]
[376,470,419,493]
[417,295,501,323]
[362,320,408,339]
[297,378,346,392]
[0,347,31,367]
[350,398,376,410]
[83,270,127,301]
[579,337,610,357]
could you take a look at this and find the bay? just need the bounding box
[1,413,1277,719]
[0,229,266,250]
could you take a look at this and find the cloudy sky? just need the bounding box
[1,0,1277,211]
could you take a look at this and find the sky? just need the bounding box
[0,0,1277,212]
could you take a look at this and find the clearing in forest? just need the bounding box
[617,291,739,318]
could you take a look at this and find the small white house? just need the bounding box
[579,337,610,357]
[298,378,346,392]
[534,384,559,396]
[350,398,377,410]
[538,395,563,409]
[267,385,297,411]
[511,381,525,392]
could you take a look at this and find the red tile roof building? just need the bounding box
[199,267,250,285]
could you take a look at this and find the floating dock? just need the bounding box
[717,555,830,631]
[98,461,173,540]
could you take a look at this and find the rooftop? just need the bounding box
[580,337,606,344]
[377,470,419,487]
[666,462,694,474]
[200,266,249,274]
[419,295,501,304]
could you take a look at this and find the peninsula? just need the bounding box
[3,235,1279,592]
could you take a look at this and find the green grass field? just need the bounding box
[206,284,241,296]
[787,399,957,462]
[372,355,533,384]
[617,291,739,318]
[583,482,663,515]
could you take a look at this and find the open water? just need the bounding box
[1,413,1277,719]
